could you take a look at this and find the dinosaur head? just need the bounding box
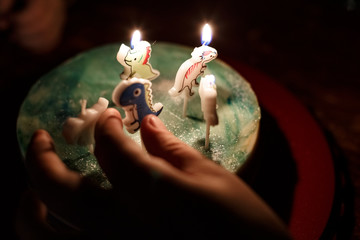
[119,83,145,106]
[124,41,151,67]
[112,78,154,109]
[191,45,218,63]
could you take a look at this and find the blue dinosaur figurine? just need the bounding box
[112,78,163,133]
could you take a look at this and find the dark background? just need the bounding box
[1,0,359,239]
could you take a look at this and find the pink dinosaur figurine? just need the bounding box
[168,45,217,97]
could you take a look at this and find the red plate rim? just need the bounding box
[227,59,335,240]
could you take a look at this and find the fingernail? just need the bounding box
[30,129,54,148]
[26,130,55,162]
[97,108,122,129]
[148,115,167,131]
[95,108,123,141]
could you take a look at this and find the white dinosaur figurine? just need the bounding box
[117,41,159,81]
[62,97,109,153]
[168,45,217,97]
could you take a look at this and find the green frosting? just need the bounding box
[17,42,260,188]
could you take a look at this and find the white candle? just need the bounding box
[169,24,217,117]
[199,74,218,149]
[117,30,160,81]
[62,97,109,153]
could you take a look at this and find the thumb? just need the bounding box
[140,115,208,172]
[94,108,150,190]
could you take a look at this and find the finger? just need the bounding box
[140,115,210,172]
[26,129,127,232]
[26,130,82,196]
[94,109,186,193]
[94,109,150,189]
[25,129,87,227]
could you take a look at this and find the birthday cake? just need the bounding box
[17,42,261,188]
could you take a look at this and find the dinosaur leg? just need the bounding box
[189,79,199,95]
[194,79,200,86]
[188,86,194,96]
[134,124,141,132]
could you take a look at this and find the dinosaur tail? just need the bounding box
[156,107,163,116]
[153,102,163,116]
[168,87,181,97]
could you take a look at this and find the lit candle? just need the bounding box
[117,30,160,81]
[112,77,163,133]
[199,74,218,149]
[169,23,218,117]
[62,97,109,153]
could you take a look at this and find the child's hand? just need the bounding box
[17,108,291,239]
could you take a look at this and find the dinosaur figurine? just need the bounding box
[117,41,160,81]
[112,78,163,133]
[62,97,109,153]
[168,45,217,97]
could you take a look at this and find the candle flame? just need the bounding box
[201,24,212,46]
[131,30,141,49]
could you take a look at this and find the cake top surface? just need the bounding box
[17,42,260,188]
